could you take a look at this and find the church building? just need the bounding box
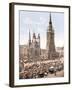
[28,31,41,61]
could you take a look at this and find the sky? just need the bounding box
[19,10,64,49]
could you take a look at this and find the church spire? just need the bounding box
[29,29,31,46]
[33,33,36,39]
[48,13,53,31]
[49,13,52,24]
[29,29,31,40]
[38,33,40,39]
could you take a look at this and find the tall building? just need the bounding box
[46,13,59,60]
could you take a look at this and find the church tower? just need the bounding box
[37,34,40,48]
[29,29,31,47]
[47,13,58,60]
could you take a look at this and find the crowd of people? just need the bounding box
[19,58,64,79]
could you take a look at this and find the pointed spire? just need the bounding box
[49,13,52,24]
[33,33,36,39]
[38,33,40,39]
[29,29,31,41]
[29,29,31,46]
